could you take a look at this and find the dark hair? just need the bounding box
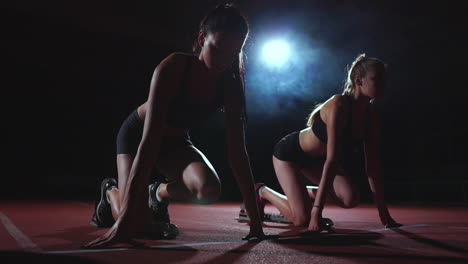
[193,4,249,53]
[194,3,250,125]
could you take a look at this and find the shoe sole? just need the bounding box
[148,184,154,208]
[96,178,116,226]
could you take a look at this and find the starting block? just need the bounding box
[236,207,334,231]
[236,208,292,224]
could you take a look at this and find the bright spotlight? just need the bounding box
[261,39,291,68]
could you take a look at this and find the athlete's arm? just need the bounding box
[223,68,265,240]
[308,95,346,231]
[364,103,401,228]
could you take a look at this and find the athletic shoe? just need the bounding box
[148,182,171,224]
[148,182,179,238]
[90,178,117,227]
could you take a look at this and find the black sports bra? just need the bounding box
[311,95,366,146]
[165,55,224,129]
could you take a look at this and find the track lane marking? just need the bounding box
[46,241,239,254]
[0,211,42,252]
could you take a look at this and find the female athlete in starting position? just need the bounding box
[254,54,401,232]
[85,4,265,248]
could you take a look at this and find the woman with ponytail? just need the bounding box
[252,54,401,232]
[84,4,265,248]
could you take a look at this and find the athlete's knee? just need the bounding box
[195,183,221,204]
[340,199,359,208]
[340,192,360,209]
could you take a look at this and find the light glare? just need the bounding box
[262,40,290,68]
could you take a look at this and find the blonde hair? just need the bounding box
[306,53,385,127]
[305,102,324,127]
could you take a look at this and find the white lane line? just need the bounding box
[439,225,468,230]
[47,247,129,254]
[43,224,430,255]
[46,241,240,254]
[172,217,250,232]
[0,211,42,252]
[326,224,430,235]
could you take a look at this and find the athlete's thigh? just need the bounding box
[273,156,311,217]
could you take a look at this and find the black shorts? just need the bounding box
[116,110,194,179]
[273,131,325,168]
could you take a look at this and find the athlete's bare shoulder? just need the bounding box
[318,94,350,129]
[147,53,194,100]
[322,94,349,113]
[156,52,192,72]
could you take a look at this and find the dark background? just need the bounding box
[3,1,467,205]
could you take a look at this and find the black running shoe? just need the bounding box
[149,182,170,223]
[148,182,179,238]
[90,178,117,228]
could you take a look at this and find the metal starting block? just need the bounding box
[236,209,292,224]
[236,208,335,231]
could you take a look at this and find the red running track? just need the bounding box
[1,201,467,264]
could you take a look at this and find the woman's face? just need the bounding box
[359,66,386,99]
[199,31,245,72]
